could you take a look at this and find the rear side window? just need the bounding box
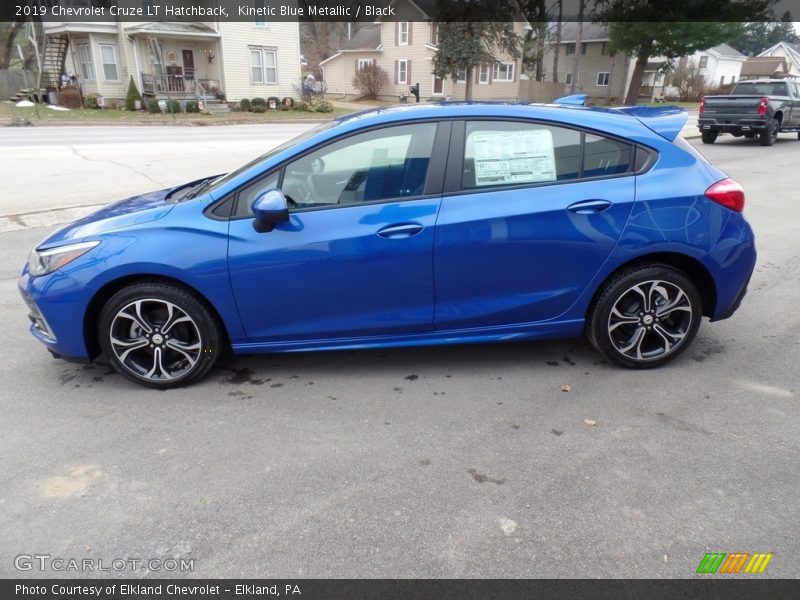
[462,121,634,190]
[462,121,581,188]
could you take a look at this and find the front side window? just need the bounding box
[479,64,489,84]
[358,58,373,71]
[77,43,94,80]
[250,48,277,84]
[492,62,514,82]
[565,43,576,55]
[98,44,119,81]
[280,122,438,208]
[456,69,466,82]
[597,72,610,86]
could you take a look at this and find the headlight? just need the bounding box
[28,241,100,277]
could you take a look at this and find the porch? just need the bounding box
[140,74,222,100]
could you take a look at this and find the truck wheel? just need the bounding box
[759,119,779,146]
[701,130,718,144]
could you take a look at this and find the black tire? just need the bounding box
[587,264,702,369]
[759,118,779,146]
[98,282,222,388]
[701,130,718,144]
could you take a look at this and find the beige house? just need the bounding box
[42,1,301,107]
[542,23,629,104]
[320,0,528,101]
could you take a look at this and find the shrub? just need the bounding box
[185,100,199,113]
[239,98,251,112]
[352,63,389,99]
[58,87,82,109]
[125,76,142,111]
[251,97,266,108]
[85,93,99,109]
[147,99,161,114]
[292,100,310,112]
[251,105,267,113]
[168,100,182,114]
[313,99,334,113]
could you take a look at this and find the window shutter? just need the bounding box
[513,62,517,83]
[395,22,399,46]
[408,21,413,45]
[394,60,398,84]
[407,61,411,84]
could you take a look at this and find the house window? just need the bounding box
[565,72,577,85]
[98,43,119,81]
[699,56,708,68]
[253,0,267,27]
[430,23,438,45]
[398,59,408,84]
[77,43,94,80]
[358,58,373,71]
[601,42,609,56]
[565,43,576,55]
[479,64,489,84]
[250,48,277,84]
[492,62,514,82]
[597,72,610,86]
[399,22,409,45]
[581,42,588,55]
[456,69,466,82]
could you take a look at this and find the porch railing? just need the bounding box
[142,74,222,99]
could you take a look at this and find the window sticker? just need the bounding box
[471,129,556,186]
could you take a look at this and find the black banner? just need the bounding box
[3,0,800,23]
[3,579,800,600]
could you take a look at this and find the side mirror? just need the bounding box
[251,188,289,233]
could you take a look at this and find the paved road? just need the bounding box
[0,126,798,578]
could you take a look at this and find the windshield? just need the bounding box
[732,82,788,96]
[201,121,337,197]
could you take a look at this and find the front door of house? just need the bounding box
[433,76,443,95]
[182,49,195,81]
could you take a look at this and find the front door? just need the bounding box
[227,121,444,343]
[433,76,444,95]
[182,49,195,80]
[434,119,637,329]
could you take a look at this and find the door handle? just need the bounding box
[377,223,424,238]
[567,199,613,214]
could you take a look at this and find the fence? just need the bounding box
[0,70,36,100]
[518,80,566,103]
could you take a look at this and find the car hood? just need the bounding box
[36,183,191,250]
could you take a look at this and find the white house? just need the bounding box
[42,1,302,106]
[756,41,800,77]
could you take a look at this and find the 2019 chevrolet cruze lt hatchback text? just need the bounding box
[19,103,756,388]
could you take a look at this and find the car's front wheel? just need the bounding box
[99,282,222,388]
[588,265,702,368]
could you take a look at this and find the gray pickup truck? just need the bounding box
[698,79,800,146]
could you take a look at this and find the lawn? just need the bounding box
[0,102,354,125]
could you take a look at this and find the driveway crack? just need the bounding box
[68,146,165,188]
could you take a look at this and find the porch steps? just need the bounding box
[11,88,33,102]
[204,99,230,114]
[41,34,69,89]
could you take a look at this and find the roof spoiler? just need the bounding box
[611,106,688,141]
[552,93,588,106]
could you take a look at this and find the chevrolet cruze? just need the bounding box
[19,103,756,388]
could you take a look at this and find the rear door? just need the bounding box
[433,119,637,330]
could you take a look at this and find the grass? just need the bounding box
[0,102,354,125]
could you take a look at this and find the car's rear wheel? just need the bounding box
[759,118,779,146]
[99,282,221,388]
[588,265,702,368]
[701,130,718,144]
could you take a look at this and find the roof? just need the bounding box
[123,22,220,37]
[556,22,610,43]
[741,57,788,77]
[708,43,746,59]
[341,25,381,50]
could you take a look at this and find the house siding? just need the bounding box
[543,39,628,102]
[217,22,301,101]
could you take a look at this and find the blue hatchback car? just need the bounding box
[19,103,756,388]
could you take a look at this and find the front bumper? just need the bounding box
[18,268,95,361]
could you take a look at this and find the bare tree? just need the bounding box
[552,1,563,83]
[570,0,585,94]
[667,57,706,102]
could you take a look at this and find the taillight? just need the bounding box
[705,178,745,212]
[757,96,768,116]
[699,97,705,115]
